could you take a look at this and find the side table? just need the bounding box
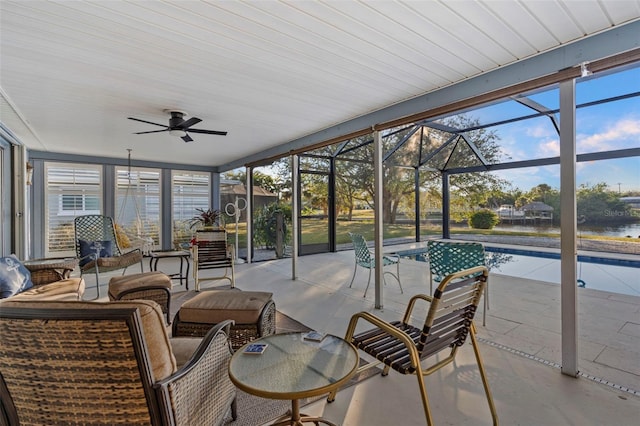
[148,250,190,289]
[23,258,79,286]
[228,332,359,426]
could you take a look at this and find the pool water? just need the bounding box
[395,248,640,297]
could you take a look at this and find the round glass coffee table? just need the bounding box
[229,332,359,426]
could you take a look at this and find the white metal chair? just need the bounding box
[348,232,402,297]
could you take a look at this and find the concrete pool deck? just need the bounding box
[78,242,640,425]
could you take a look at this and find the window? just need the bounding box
[45,163,102,256]
[172,170,210,246]
[59,194,100,215]
[115,166,161,248]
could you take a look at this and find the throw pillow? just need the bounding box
[78,239,113,267]
[0,255,34,299]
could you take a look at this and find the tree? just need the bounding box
[223,169,281,195]
[332,116,507,223]
[469,209,500,229]
[265,115,507,224]
[577,182,631,223]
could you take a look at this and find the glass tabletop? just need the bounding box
[22,258,78,269]
[148,250,190,258]
[229,332,359,400]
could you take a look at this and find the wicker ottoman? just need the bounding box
[109,271,173,324]
[172,290,276,350]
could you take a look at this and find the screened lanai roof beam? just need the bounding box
[418,133,458,169]
[441,147,640,175]
[513,96,560,135]
[337,137,373,157]
[459,134,490,167]
[430,91,640,135]
[383,125,421,163]
[418,121,462,134]
[332,140,351,157]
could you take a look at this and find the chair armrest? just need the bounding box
[77,253,97,263]
[346,312,422,365]
[154,320,235,425]
[402,294,433,324]
[121,247,143,257]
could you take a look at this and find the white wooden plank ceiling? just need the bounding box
[1,0,639,168]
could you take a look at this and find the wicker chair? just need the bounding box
[427,240,489,325]
[348,232,402,297]
[329,266,497,426]
[74,215,144,298]
[192,229,234,291]
[0,299,237,426]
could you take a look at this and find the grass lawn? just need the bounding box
[226,216,638,249]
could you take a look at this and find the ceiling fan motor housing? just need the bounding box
[169,111,186,128]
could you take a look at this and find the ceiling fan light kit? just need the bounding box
[128,110,227,143]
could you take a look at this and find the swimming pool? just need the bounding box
[393,246,640,296]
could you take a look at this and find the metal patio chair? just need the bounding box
[348,232,403,297]
[427,240,489,325]
[74,215,143,298]
[330,266,497,426]
[192,229,235,291]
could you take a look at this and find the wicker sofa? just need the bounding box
[0,278,84,305]
[3,277,85,302]
[0,299,237,425]
[0,255,84,303]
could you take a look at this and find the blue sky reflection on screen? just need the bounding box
[467,66,640,193]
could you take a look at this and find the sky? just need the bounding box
[253,65,639,194]
[472,65,640,194]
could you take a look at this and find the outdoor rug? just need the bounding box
[169,289,382,426]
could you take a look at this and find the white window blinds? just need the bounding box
[115,166,161,250]
[45,163,102,257]
[172,171,210,246]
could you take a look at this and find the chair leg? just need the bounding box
[349,263,358,288]
[94,268,100,299]
[363,268,372,298]
[231,396,238,421]
[395,261,403,293]
[194,267,200,292]
[230,263,235,288]
[482,278,489,326]
[415,368,435,426]
[470,323,499,425]
[483,289,487,326]
[193,247,199,292]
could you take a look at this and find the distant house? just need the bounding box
[220,181,277,222]
[620,197,640,208]
[496,204,525,218]
[521,201,554,222]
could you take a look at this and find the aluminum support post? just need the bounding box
[559,79,578,377]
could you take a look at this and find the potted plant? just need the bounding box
[188,208,222,230]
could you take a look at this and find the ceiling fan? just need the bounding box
[128,110,227,142]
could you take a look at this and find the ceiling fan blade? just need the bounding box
[134,129,169,134]
[182,133,194,142]
[179,117,202,129]
[128,117,166,127]
[187,128,228,136]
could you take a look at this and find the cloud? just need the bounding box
[578,118,640,151]
[526,123,555,138]
[538,139,559,157]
